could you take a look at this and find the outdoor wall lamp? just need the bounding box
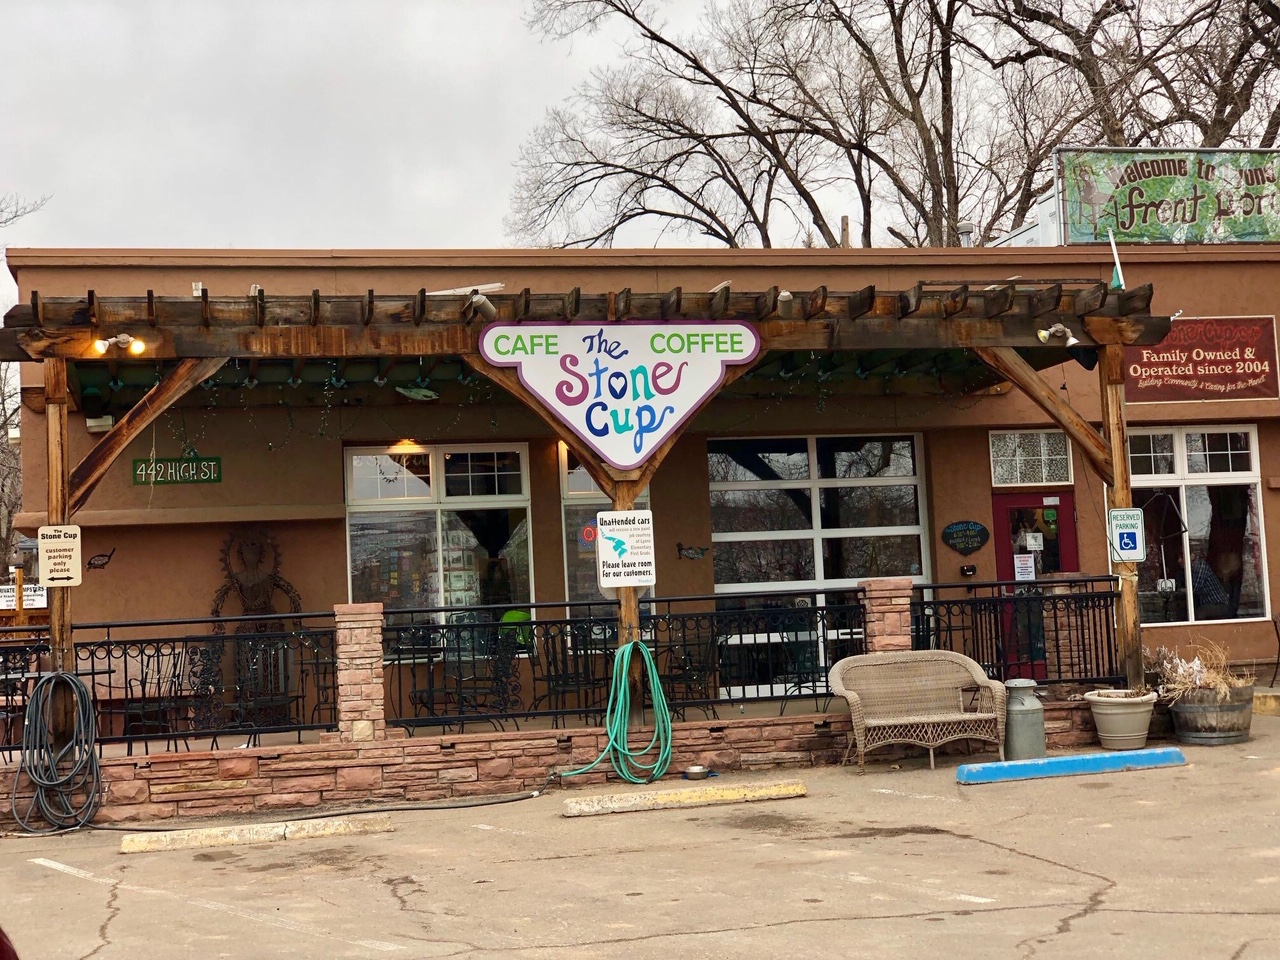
[1036,322,1080,348]
[92,333,146,355]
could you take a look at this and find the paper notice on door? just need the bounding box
[1013,553,1037,582]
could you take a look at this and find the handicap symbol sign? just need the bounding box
[1107,507,1146,562]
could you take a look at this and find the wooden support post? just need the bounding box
[610,482,641,647]
[45,359,74,743]
[14,566,25,628]
[1099,344,1144,688]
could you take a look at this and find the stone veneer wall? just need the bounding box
[0,703,1101,826]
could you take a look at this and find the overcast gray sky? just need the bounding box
[0,0,674,306]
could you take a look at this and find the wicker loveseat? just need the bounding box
[828,650,1006,771]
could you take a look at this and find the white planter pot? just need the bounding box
[1084,690,1158,750]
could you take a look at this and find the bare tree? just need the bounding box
[0,193,48,229]
[0,191,48,569]
[0,368,21,568]
[512,0,1280,247]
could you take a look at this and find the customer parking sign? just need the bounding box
[595,510,656,589]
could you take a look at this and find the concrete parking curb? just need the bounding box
[562,779,807,817]
[118,813,394,854]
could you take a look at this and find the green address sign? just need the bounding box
[132,457,222,485]
[1060,147,1280,244]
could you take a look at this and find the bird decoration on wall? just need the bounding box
[87,548,116,570]
[677,543,709,560]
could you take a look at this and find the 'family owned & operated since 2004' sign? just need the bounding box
[1060,148,1280,244]
[479,322,761,470]
[1124,316,1279,403]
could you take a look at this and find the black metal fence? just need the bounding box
[910,577,1123,686]
[0,627,52,759]
[72,612,337,754]
[382,590,867,733]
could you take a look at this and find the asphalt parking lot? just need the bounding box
[5,718,1280,959]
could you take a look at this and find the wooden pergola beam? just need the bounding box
[67,358,228,514]
[973,346,1115,486]
[0,285,1171,362]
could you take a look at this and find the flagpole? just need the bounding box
[1107,228,1126,290]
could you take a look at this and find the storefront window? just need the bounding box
[989,430,1072,486]
[560,448,648,606]
[1131,427,1267,625]
[346,445,532,612]
[708,435,928,595]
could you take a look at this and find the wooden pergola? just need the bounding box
[2,279,1172,721]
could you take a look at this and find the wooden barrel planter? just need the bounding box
[1170,685,1254,745]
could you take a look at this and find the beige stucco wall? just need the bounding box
[9,246,1280,660]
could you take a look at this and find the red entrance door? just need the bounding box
[991,492,1079,679]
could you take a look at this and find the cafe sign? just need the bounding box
[1125,316,1279,404]
[479,323,760,470]
[1060,147,1280,244]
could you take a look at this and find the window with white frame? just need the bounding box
[560,446,648,607]
[990,430,1073,486]
[1130,426,1267,625]
[346,444,532,611]
[707,435,927,596]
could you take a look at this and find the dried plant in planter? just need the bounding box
[1149,642,1253,704]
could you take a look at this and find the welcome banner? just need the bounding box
[1060,148,1280,244]
[479,322,760,470]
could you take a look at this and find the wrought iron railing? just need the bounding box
[0,628,52,759]
[910,577,1123,686]
[382,590,867,732]
[72,612,337,754]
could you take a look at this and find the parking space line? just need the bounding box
[29,858,404,953]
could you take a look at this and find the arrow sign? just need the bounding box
[38,525,83,587]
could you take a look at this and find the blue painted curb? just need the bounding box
[956,747,1187,784]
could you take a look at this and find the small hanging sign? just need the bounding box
[941,521,990,556]
[132,457,222,485]
[596,510,656,589]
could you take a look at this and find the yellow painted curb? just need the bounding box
[1255,688,1280,717]
[562,779,807,817]
[118,813,394,854]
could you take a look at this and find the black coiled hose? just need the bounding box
[11,672,102,833]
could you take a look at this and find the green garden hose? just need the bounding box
[558,640,673,784]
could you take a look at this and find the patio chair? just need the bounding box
[528,621,609,727]
[117,646,190,756]
[656,619,722,720]
[230,636,304,746]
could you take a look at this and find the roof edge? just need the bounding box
[8,244,1280,270]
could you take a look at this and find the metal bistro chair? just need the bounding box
[231,634,305,746]
[776,605,827,715]
[655,615,722,721]
[119,645,190,756]
[529,619,610,728]
[438,613,522,732]
[0,644,45,762]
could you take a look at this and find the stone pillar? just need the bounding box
[863,578,915,652]
[334,602,386,743]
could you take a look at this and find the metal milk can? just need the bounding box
[1004,678,1046,761]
